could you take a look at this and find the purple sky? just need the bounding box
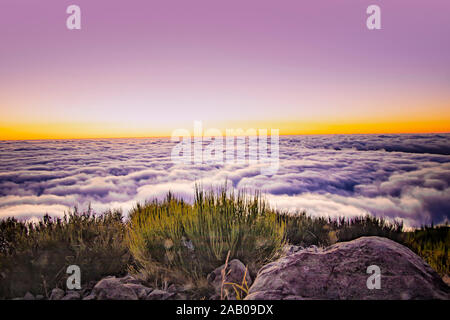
[1,0,449,138]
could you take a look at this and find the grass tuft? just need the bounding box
[127,186,285,287]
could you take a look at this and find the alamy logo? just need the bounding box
[66,265,81,290]
[66,5,81,30]
[366,265,381,289]
[61,5,382,32]
[171,121,279,175]
[366,5,381,30]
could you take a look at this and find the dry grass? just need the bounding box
[127,186,286,289]
[0,208,130,298]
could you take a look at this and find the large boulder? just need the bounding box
[245,237,449,300]
[207,259,252,300]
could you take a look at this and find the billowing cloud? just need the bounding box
[0,134,449,227]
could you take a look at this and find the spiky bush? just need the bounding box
[127,188,285,286]
[0,208,130,298]
[332,215,404,243]
[280,213,404,247]
[279,211,335,247]
[406,225,449,276]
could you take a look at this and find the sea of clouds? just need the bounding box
[0,134,449,227]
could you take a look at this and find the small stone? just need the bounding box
[118,275,141,284]
[145,289,175,300]
[61,291,81,300]
[82,294,96,300]
[168,284,186,293]
[93,277,138,300]
[49,288,65,300]
[23,292,35,300]
[123,283,152,299]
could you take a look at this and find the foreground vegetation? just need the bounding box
[128,189,284,291]
[0,187,448,298]
[0,208,129,298]
[405,225,449,276]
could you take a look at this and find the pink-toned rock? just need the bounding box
[246,237,449,300]
[145,289,175,300]
[92,277,138,300]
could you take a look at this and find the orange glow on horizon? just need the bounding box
[1,118,449,140]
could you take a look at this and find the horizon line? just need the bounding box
[1,131,449,142]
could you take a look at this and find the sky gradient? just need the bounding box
[1,0,449,139]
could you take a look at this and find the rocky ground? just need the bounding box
[13,237,450,300]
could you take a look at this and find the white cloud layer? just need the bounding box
[0,134,449,227]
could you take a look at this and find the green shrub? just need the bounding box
[279,211,335,247]
[0,208,130,298]
[280,213,404,247]
[405,225,449,276]
[333,215,404,243]
[127,187,285,287]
